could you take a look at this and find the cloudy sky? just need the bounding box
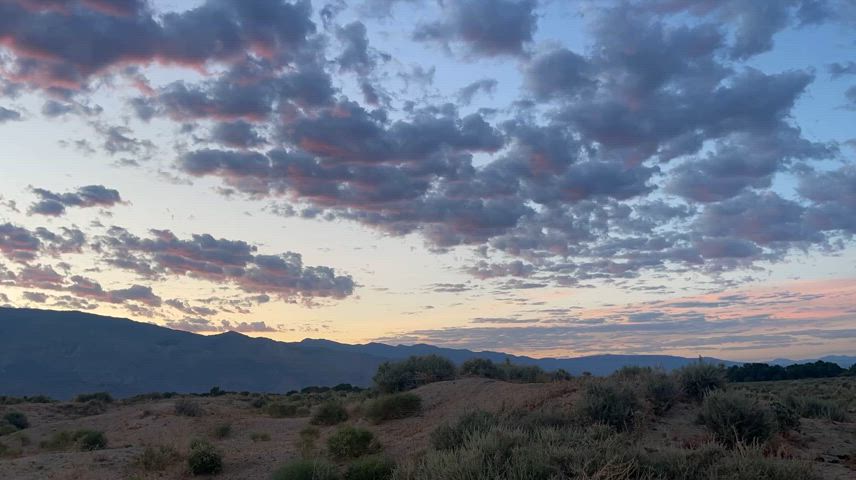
[1,0,855,361]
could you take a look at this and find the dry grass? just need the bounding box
[0,377,852,479]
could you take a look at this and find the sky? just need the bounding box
[0,0,855,361]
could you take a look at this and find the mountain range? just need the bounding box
[1,307,853,399]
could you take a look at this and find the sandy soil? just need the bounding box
[0,378,853,479]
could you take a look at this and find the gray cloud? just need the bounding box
[98,227,355,301]
[29,185,124,216]
[0,106,22,122]
[413,0,538,57]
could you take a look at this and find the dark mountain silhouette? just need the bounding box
[1,307,849,399]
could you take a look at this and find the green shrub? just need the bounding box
[678,362,726,401]
[296,426,320,457]
[188,440,223,475]
[364,393,422,423]
[373,355,456,393]
[699,390,776,447]
[212,423,231,439]
[74,392,113,403]
[2,412,29,430]
[271,458,339,480]
[310,401,348,426]
[135,445,181,471]
[397,423,628,480]
[40,429,106,451]
[771,400,801,432]
[175,398,204,417]
[430,410,496,451]
[77,430,107,451]
[635,443,729,479]
[75,399,108,416]
[785,395,849,422]
[644,373,680,415]
[613,365,654,379]
[578,381,641,431]
[635,443,817,480]
[500,361,546,383]
[712,447,819,479]
[267,401,301,418]
[40,431,77,450]
[327,426,381,459]
[345,456,395,480]
[0,424,17,436]
[459,358,504,379]
[250,432,271,442]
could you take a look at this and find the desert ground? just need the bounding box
[1,375,854,479]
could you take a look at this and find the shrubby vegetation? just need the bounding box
[188,439,223,475]
[364,393,422,423]
[40,429,107,451]
[175,398,204,417]
[784,394,849,422]
[311,400,349,425]
[0,395,54,405]
[135,445,181,471]
[430,410,497,451]
[327,426,381,459]
[272,458,339,480]
[2,411,29,430]
[394,408,819,480]
[373,355,456,393]
[74,392,113,403]
[578,381,642,431]
[727,360,847,382]
[678,362,727,401]
[345,456,395,480]
[698,390,777,447]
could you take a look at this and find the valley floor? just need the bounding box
[0,377,854,479]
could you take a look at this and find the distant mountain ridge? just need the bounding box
[1,307,852,399]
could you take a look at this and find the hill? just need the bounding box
[0,307,849,398]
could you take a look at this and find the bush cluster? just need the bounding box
[364,393,422,423]
[135,445,181,471]
[698,390,776,447]
[74,392,113,403]
[578,381,641,431]
[430,410,496,451]
[2,412,29,431]
[727,361,846,382]
[187,440,223,475]
[175,398,204,417]
[311,401,349,426]
[327,426,381,459]
[373,355,456,393]
[40,429,107,451]
[678,362,727,401]
[345,456,395,480]
[272,459,338,480]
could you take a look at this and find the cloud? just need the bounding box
[413,0,538,57]
[0,106,22,122]
[29,185,124,216]
[828,61,856,78]
[98,227,355,301]
[68,276,162,306]
[0,0,316,93]
[524,48,592,101]
[210,121,267,149]
[0,223,43,263]
[457,79,497,105]
[335,21,374,74]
